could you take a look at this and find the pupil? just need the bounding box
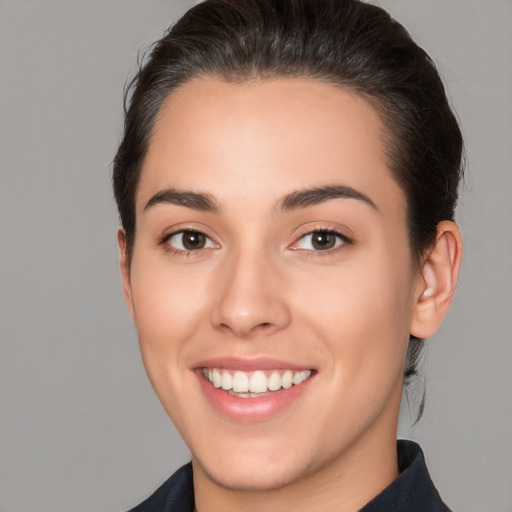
[312,232,335,250]
[183,231,205,250]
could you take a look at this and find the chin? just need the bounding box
[184,425,317,491]
[193,451,312,492]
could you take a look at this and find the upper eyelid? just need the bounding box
[300,227,346,236]
[161,224,216,241]
[164,229,214,240]
[159,225,353,249]
[294,226,353,242]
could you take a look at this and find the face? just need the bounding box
[121,77,424,493]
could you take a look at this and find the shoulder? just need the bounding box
[127,462,194,512]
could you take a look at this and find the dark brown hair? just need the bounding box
[112,0,464,413]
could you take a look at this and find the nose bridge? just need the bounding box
[210,244,290,338]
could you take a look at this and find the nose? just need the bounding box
[210,249,291,338]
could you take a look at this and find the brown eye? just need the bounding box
[181,231,206,250]
[311,231,336,250]
[292,229,350,252]
[166,230,217,252]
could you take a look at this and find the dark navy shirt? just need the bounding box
[128,440,452,512]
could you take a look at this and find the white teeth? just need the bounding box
[204,368,312,394]
[293,370,311,385]
[232,371,249,392]
[249,371,267,393]
[281,370,293,389]
[267,371,281,391]
[221,371,233,390]
[212,369,222,388]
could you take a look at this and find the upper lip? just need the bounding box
[193,356,314,372]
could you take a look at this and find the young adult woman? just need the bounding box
[113,1,464,510]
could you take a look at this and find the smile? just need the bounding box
[202,368,312,397]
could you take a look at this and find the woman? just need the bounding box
[113,0,463,510]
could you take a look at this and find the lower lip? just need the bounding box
[196,370,313,422]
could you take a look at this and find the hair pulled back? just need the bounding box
[113,0,464,406]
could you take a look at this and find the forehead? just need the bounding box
[138,77,406,218]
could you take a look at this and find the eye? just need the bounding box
[165,230,218,252]
[292,229,350,252]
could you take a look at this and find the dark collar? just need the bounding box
[128,440,451,512]
[127,462,194,512]
[359,440,452,511]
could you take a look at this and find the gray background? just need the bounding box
[1,1,511,511]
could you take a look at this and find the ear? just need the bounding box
[410,221,463,339]
[117,228,135,320]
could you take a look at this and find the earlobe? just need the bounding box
[117,228,135,320]
[410,221,463,339]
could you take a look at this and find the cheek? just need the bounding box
[292,248,414,377]
[128,252,214,375]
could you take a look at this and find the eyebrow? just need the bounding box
[143,184,377,215]
[278,185,378,213]
[144,188,220,213]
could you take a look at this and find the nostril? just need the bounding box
[218,320,279,338]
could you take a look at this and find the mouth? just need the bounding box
[194,359,316,421]
[201,368,313,398]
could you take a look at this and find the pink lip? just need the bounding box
[193,356,312,372]
[193,357,315,422]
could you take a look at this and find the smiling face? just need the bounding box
[120,77,427,505]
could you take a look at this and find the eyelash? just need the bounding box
[160,227,353,257]
[160,229,218,257]
[290,228,353,256]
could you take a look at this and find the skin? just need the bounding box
[119,77,462,512]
